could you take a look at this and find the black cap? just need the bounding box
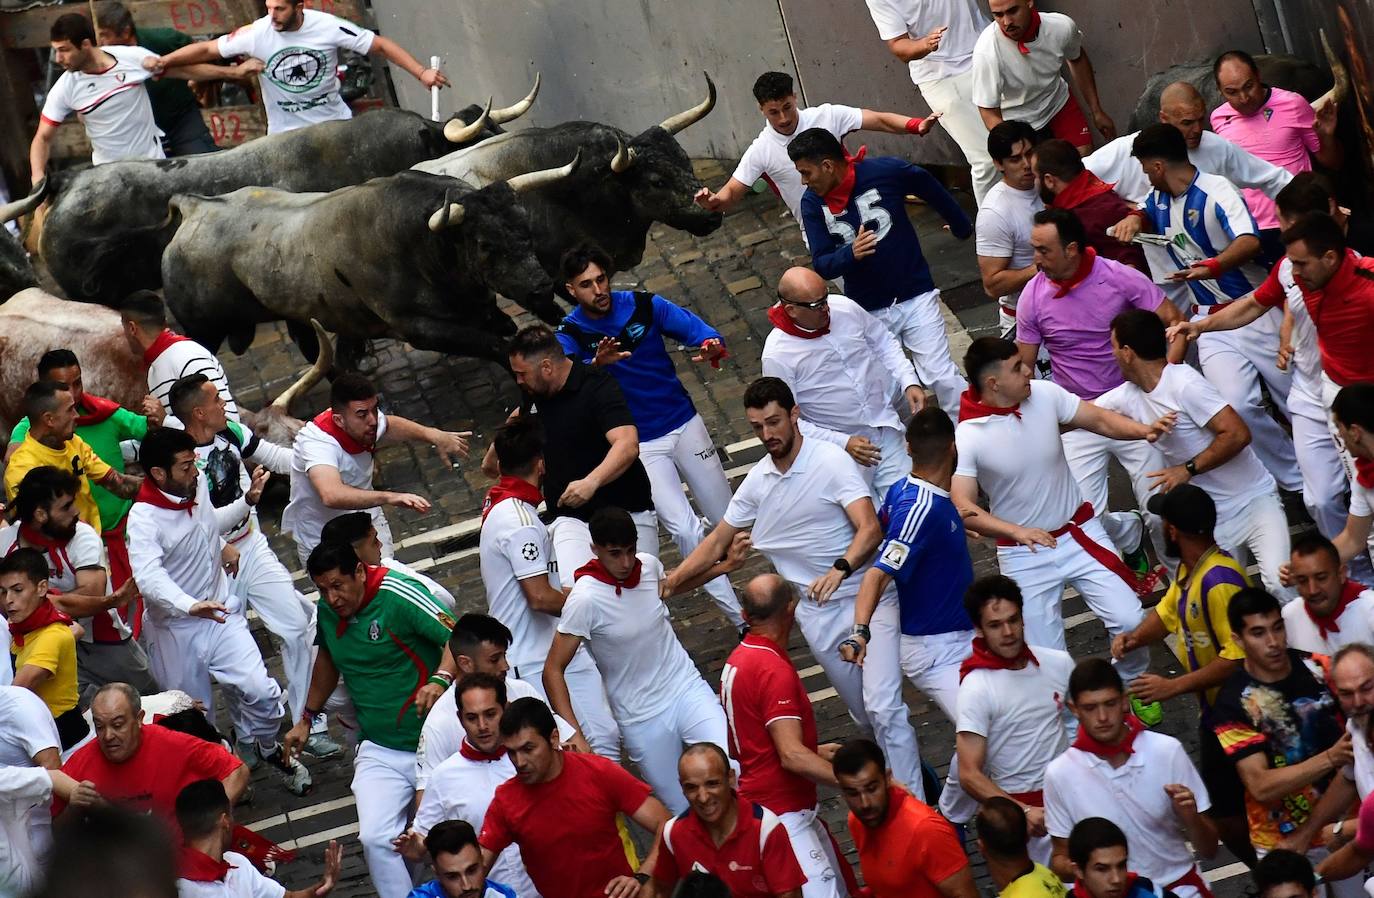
[1146,483,1216,535]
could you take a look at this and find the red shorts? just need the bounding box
[1040,96,1091,147]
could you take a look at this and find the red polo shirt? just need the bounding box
[849,786,969,898]
[652,796,806,898]
[1254,250,1374,386]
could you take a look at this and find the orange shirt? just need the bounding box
[849,786,970,898]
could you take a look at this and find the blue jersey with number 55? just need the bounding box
[799,156,972,311]
[874,475,975,637]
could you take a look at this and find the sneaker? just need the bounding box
[1123,513,1152,577]
[303,731,343,760]
[258,743,313,796]
[1130,695,1164,727]
[234,738,263,771]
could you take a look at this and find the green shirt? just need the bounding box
[316,568,454,751]
[10,404,149,531]
[134,27,198,130]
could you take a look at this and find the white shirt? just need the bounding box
[761,294,917,437]
[414,748,538,898]
[975,181,1044,309]
[282,412,388,557]
[217,10,375,134]
[0,521,118,643]
[384,557,455,612]
[190,423,292,543]
[1086,129,1294,206]
[1095,363,1275,517]
[970,13,1082,129]
[0,687,59,898]
[146,337,240,423]
[557,555,710,726]
[863,0,987,84]
[175,851,285,898]
[480,495,560,670]
[954,381,1084,531]
[725,437,874,599]
[1273,257,1325,414]
[1044,731,1210,888]
[0,766,54,898]
[955,645,1074,792]
[1354,479,1374,519]
[733,105,863,224]
[126,477,231,623]
[40,45,164,165]
[1349,716,1374,800]
[1281,588,1374,655]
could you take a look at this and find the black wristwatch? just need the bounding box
[633,873,651,886]
[832,557,853,578]
[1184,457,1199,477]
[852,623,872,643]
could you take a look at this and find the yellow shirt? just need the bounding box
[1002,863,1068,898]
[1153,546,1250,709]
[4,433,112,532]
[12,621,79,717]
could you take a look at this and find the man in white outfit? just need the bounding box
[0,684,71,897]
[1282,533,1374,655]
[977,120,1044,339]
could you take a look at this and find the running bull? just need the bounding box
[0,78,540,307]
[160,160,579,368]
[415,73,722,278]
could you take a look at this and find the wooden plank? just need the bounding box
[51,103,265,158]
[0,51,38,192]
[0,0,365,50]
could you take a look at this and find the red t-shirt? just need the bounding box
[849,787,969,898]
[652,796,806,898]
[480,751,652,898]
[56,725,242,817]
[1254,250,1374,386]
[720,634,818,814]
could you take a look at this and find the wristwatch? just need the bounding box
[832,557,853,578]
[1184,457,1199,476]
[852,624,872,643]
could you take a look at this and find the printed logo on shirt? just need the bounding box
[115,72,127,82]
[880,540,910,569]
[727,861,754,872]
[1263,107,1274,122]
[1186,209,1200,227]
[521,542,540,561]
[265,46,329,93]
[625,323,647,342]
[368,620,381,641]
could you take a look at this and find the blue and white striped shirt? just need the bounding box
[1142,169,1267,306]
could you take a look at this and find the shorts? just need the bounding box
[1036,97,1091,147]
[1199,715,1246,818]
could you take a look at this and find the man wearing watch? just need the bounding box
[1098,309,1292,598]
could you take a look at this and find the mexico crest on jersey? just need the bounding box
[368,620,381,641]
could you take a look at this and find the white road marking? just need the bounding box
[281,822,360,851]
[246,794,357,833]
[1202,862,1250,883]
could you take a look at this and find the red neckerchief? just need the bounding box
[73,393,122,427]
[230,825,296,871]
[959,636,1039,682]
[1355,457,1374,490]
[459,738,508,762]
[820,146,867,214]
[17,523,72,578]
[311,409,373,456]
[1072,713,1146,758]
[767,304,830,339]
[574,558,642,595]
[481,476,543,522]
[135,479,195,515]
[337,565,390,637]
[1074,873,1137,898]
[958,388,1021,422]
[142,329,191,370]
[1307,580,1365,639]
[177,846,233,883]
[1009,8,1042,54]
[1051,171,1115,210]
[1050,247,1098,298]
[9,598,74,649]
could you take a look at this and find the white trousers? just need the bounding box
[145,613,284,742]
[779,807,849,898]
[901,629,978,821]
[1215,491,1294,601]
[916,70,998,204]
[516,655,622,761]
[997,516,1149,679]
[1321,373,1374,581]
[621,677,730,814]
[353,741,419,898]
[1060,427,1165,557]
[870,290,965,418]
[844,424,911,502]
[1291,385,1353,540]
[640,414,742,627]
[548,510,658,590]
[230,527,313,721]
[1196,309,1302,492]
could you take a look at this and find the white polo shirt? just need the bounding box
[479,495,559,671]
[954,381,1084,531]
[971,13,1082,129]
[1281,588,1374,655]
[955,646,1074,793]
[175,851,284,898]
[1094,363,1275,519]
[725,437,874,600]
[282,412,388,558]
[975,181,1044,310]
[761,294,917,439]
[0,521,118,643]
[863,0,987,85]
[1045,731,1210,891]
[414,747,538,898]
[733,104,863,224]
[557,554,708,727]
[40,45,164,165]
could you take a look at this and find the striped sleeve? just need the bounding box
[384,571,455,646]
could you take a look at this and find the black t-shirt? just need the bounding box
[522,362,653,521]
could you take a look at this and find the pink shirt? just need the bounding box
[1211,87,1320,230]
[1016,255,1167,400]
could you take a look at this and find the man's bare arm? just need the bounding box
[979,255,1037,300]
[98,469,143,499]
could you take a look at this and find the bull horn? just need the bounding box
[269,319,334,413]
[444,97,493,144]
[657,72,716,135]
[610,136,636,173]
[0,178,47,223]
[507,151,581,194]
[427,202,466,231]
[1313,30,1350,114]
[489,73,541,125]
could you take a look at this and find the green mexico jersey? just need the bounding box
[316,568,453,751]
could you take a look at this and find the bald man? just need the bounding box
[762,268,928,497]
